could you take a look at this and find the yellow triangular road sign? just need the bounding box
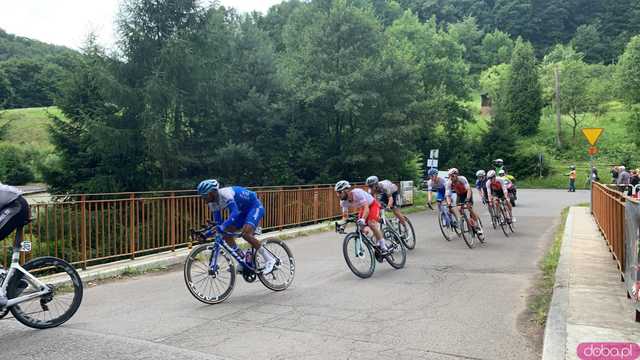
[582,128,604,146]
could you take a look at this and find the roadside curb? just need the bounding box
[73,222,333,284]
[542,207,576,360]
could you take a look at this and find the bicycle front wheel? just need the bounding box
[8,256,83,329]
[459,215,476,249]
[256,239,296,291]
[438,207,457,241]
[498,204,510,237]
[342,233,375,278]
[383,229,406,269]
[184,244,236,304]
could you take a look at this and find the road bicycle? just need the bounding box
[335,215,406,279]
[452,202,485,249]
[433,201,460,242]
[492,198,515,236]
[184,225,295,304]
[484,198,498,230]
[0,223,83,329]
[379,207,416,250]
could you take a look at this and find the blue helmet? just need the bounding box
[197,179,219,198]
[427,168,439,177]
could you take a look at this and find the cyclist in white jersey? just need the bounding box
[366,176,408,227]
[335,180,388,253]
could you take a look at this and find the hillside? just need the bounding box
[0,107,56,151]
[0,28,77,62]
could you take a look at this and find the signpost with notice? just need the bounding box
[582,128,604,184]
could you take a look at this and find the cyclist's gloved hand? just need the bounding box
[356,218,366,227]
[214,225,224,234]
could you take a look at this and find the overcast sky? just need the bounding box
[0,0,285,50]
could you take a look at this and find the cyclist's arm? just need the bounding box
[465,184,473,202]
[220,200,240,231]
[485,182,494,203]
[445,182,453,206]
[360,204,370,220]
[213,209,223,225]
[387,193,394,208]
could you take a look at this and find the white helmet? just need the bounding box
[476,170,486,177]
[619,166,626,171]
[334,180,351,192]
[494,158,504,165]
[365,176,379,186]
[498,169,506,176]
[487,170,497,179]
[448,168,459,177]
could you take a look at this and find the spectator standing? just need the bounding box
[631,169,640,195]
[567,165,577,192]
[617,166,631,195]
[611,166,620,183]
[591,167,600,183]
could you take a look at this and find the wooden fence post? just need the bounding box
[130,193,136,259]
[81,195,87,270]
[171,192,176,251]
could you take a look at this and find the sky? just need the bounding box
[0,0,285,50]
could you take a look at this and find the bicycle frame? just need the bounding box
[208,231,257,274]
[0,229,50,308]
[437,201,454,226]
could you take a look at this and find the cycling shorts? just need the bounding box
[380,191,400,209]
[358,199,380,224]
[0,196,30,242]
[228,201,265,229]
[491,189,506,199]
[456,192,472,205]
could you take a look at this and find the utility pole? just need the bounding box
[554,65,563,148]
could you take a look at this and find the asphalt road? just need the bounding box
[0,189,589,360]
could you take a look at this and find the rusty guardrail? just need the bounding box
[3,182,413,270]
[591,182,627,272]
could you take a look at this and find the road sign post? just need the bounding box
[582,128,604,187]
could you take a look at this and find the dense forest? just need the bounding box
[1,0,639,192]
[0,29,79,109]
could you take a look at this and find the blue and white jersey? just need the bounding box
[208,186,261,230]
[427,177,447,193]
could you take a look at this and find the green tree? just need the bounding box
[555,60,592,140]
[571,24,605,64]
[0,144,34,185]
[502,38,542,136]
[447,16,484,73]
[480,30,514,68]
[616,35,640,105]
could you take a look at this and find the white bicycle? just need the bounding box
[0,223,83,329]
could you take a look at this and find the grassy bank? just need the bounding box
[529,206,571,326]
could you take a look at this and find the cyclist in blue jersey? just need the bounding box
[426,168,446,209]
[197,179,276,274]
[475,170,489,204]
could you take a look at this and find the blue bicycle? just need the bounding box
[183,225,295,304]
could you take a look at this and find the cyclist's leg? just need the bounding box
[366,201,384,243]
[390,192,406,224]
[241,204,265,249]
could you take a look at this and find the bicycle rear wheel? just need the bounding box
[383,229,406,269]
[184,244,236,304]
[342,233,375,278]
[398,218,416,250]
[8,256,83,329]
[256,239,296,291]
